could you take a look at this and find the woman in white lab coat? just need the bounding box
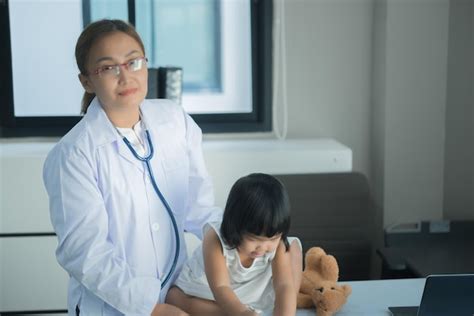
[43,19,221,316]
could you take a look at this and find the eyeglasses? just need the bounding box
[91,57,148,78]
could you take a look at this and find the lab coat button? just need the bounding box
[152,222,160,231]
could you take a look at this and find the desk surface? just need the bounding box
[379,243,474,277]
[266,278,426,316]
[0,279,424,316]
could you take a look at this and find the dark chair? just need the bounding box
[146,68,158,99]
[274,172,374,281]
[146,67,183,103]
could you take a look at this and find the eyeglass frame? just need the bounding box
[89,56,148,77]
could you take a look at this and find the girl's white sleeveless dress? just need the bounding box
[174,221,301,313]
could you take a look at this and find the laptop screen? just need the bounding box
[417,274,474,316]
[389,274,474,316]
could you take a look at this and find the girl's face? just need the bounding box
[238,233,282,259]
[79,31,148,113]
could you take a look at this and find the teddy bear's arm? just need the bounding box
[299,273,316,294]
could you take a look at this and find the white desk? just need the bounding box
[0,279,425,315]
[267,278,425,316]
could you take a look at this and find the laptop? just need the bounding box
[389,274,474,316]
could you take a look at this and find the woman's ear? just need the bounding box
[78,73,95,94]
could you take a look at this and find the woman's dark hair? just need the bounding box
[220,173,291,251]
[75,19,146,114]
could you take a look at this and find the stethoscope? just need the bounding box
[122,129,180,289]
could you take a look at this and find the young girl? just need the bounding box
[43,19,221,316]
[167,173,303,315]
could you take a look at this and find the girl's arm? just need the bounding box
[271,241,297,316]
[203,229,257,316]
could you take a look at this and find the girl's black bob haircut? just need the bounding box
[220,173,291,251]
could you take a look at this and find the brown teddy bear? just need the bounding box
[297,247,352,316]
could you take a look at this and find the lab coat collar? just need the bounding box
[84,97,121,146]
[84,97,174,171]
[84,97,148,171]
[84,97,173,143]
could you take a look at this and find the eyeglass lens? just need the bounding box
[99,58,146,77]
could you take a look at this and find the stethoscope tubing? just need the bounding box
[122,130,180,289]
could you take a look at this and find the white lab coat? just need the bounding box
[43,98,222,315]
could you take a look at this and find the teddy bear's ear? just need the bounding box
[319,255,339,281]
[341,284,352,296]
[305,247,326,267]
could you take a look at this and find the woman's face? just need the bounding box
[79,31,148,113]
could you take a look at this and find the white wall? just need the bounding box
[443,0,474,220]
[278,0,473,228]
[372,0,450,226]
[278,0,374,178]
[370,0,388,263]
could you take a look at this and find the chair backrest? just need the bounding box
[146,68,158,98]
[274,172,373,281]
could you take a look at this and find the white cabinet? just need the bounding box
[1,146,67,312]
[0,236,68,311]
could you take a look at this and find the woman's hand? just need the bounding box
[151,303,189,316]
